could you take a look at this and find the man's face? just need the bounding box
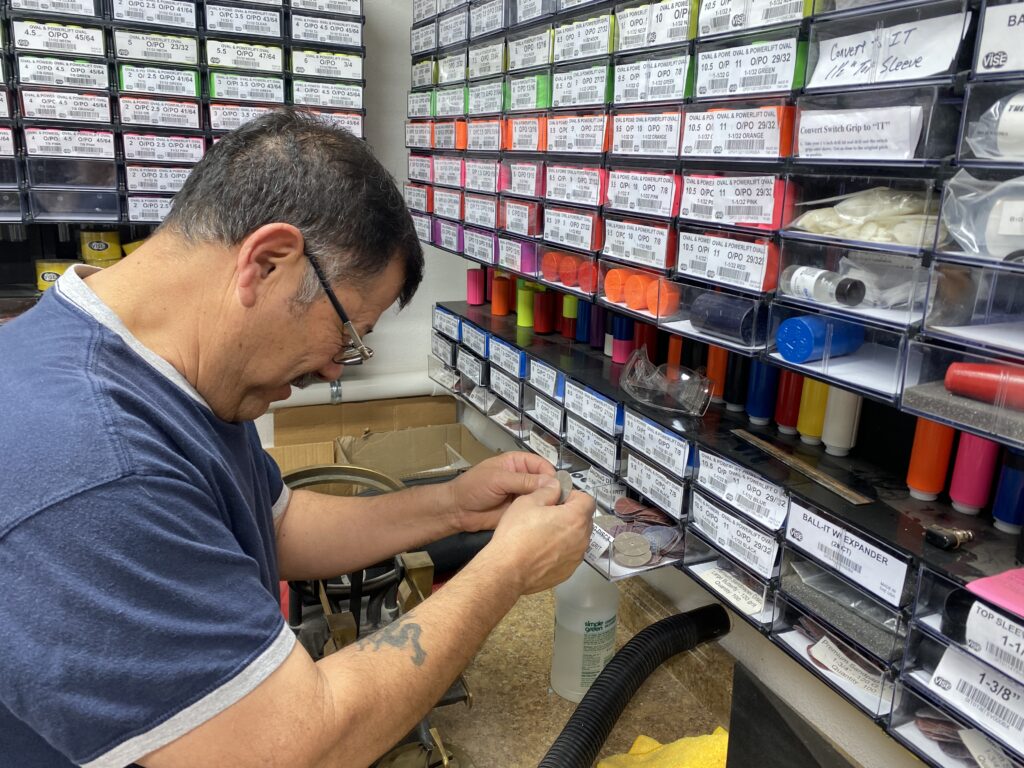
[230,255,406,422]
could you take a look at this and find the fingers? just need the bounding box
[491,469,561,501]
[499,451,556,476]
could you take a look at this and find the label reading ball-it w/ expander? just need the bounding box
[207,40,284,73]
[115,29,199,65]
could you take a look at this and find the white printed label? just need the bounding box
[547,115,607,154]
[22,90,109,123]
[403,184,429,212]
[469,81,504,114]
[464,195,497,229]
[0,130,13,158]
[999,200,1024,237]
[798,107,922,161]
[509,29,551,72]
[612,113,681,156]
[433,307,461,340]
[122,133,203,162]
[679,175,777,225]
[532,395,564,437]
[682,108,783,158]
[625,454,685,519]
[564,381,618,436]
[928,646,1024,748]
[20,56,108,89]
[497,238,526,271]
[508,118,542,151]
[406,122,433,148]
[13,21,105,57]
[413,0,436,22]
[509,162,540,196]
[677,232,769,291]
[529,430,562,467]
[411,24,438,55]
[119,97,199,128]
[463,229,496,262]
[978,4,1024,75]
[603,219,671,269]
[210,103,274,131]
[438,9,469,47]
[412,213,432,243]
[465,160,498,193]
[290,0,359,13]
[965,601,1024,683]
[732,472,788,530]
[434,188,462,220]
[411,59,435,88]
[552,64,608,108]
[695,565,765,616]
[431,332,455,365]
[24,127,115,158]
[432,113,459,144]
[112,0,195,29]
[698,450,739,502]
[205,5,280,37]
[546,165,602,206]
[291,15,361,46]
[408,91,433,118]
[509,75,541,111]
[121,65,198,97]
[125,165,190,192]
[617,0,690,51]
[503,201,533,236]
[614,54,688,104]
[810,14,966,89]
[128,196,173,222]
[434,156,463,187]
[811,636,888,701]
[606,171,677,218]
[208,40,284,73]
[461,324,488,358]
[469,40,504,79]
[435,87,465,116]
[566,416,618,473]
[293,80,362,109]
[115,30,198,65]
[959,729,1016,768]
[438,51,467,84]
[554,15,612,63]
[470,0,503,38]
[696,37,797,98]
[690,493,779,579]
[12,0,96,17]
[786,502,908,607]
[490,339,523,377]
[490,367,522,407]
[544,208,595,251]
[529,360,559,399]
[468,121,501,151]
[457,349,484,383]
[588,524,615,559]
[407,153,434,182]
[623,411,688,478]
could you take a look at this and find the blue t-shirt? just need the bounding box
[0,266,296,767]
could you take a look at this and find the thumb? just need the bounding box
[496,470,560,500]
[523,474,562,506]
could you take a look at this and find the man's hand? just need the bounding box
[446,451,557,533]
[485,478,596,594]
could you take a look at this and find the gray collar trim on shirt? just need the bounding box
[55,264,210,409]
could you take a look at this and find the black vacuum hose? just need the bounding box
[538,603,731,768]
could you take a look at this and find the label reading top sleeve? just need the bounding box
[696,38,797,98]
[786,502,908,606]
[965,601,1024,683]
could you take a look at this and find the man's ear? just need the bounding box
[236,223,306,308]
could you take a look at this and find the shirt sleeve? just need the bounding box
[0,473,296,768]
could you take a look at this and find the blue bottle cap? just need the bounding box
[777,316,824,364]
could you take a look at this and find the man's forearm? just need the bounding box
[275,485,460,581]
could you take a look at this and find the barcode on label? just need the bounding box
[580,39,604,54]
[48,41,79,51]
[706,77,728,92]
[643,138,668,150]
[691,140,713,153]
[717,265,749,282]
[985,643,1024,678]
[725,205,763,216]
[689,259,708,273]
[706,475,728,494]
[705,12,729,30]
[954,679,1024,732]
[761,1,802,20]
[690,203,714,218]
[726,139,766,151]
[146,50,173,60]
[816,541,862,574]
[731,541,761,568]
[637,198,661,212]
[740,73,779,89]
[649,83,677,97]
[736,494,765,516]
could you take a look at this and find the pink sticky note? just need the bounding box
[967,568,1024,620]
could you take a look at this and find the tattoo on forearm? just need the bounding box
[358,620,427,667]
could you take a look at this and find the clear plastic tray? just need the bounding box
[537,246,600,298]
[437,5,471,48]
[974,0,1024,80]
[404,119,434,149]
[433,185,463,221]
[495,234,539,275]
[506,69,552,113]
[598,260,681,324]
[689,488,782,580]
[437,46,468,84]
[468,76,505,115]
[527,355,564,401]
[621,447,687,520]
[468,37,506,79]
[499,195,542,237]
[503,113,549,152]
[29,188,119,221]
[430,329,458,368]
[499,157,546,197]
[434,83,468,117]
[489,363,526,409]
[901,339,1024,450]
[434,118,469,152]
[26,157,117,189]
[0,190,26,222]
[693,27,806,101]
[464,155,500,192]
[693,445,789,531]
[433,217,465,252]
[545,158,605,207]
[551,60,613,110]
[523,385,566,436]
[601,214,677,272]
[411,20,439,56]
[408,153,434,183]
[683,529,775,628]
[428,348,461,392]
[656,277,772,353]
[520,415,567,470]
[460,318,490,359]
[403,181,433,214]
[411,211,433,244]
[488,334,530,378]
[777,238,928,329]
[552,10,615,65]
[456,345,488,389]
[605,166,680,219]
[506,23,554,72]
[411,56,437,89]
[546,109,612,154]
[0,157,21,190]
[466,116,503,151]
[585,492,685,581]
[697,0,810,38]
[958,80,1024,169]
[9,0,103,19]
[470,0,507,39]
[508,0,556,26]
[614,0,694,52]
[465,191,499,229]
[767,304,908,399]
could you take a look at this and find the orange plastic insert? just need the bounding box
[577,260,599,294]
[604,268,627,303]
[647,279,681,318]
[541,251,562,282]
[624,274,654,311]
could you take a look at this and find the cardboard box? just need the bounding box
[274,396,457,446]
[266,441,336,476]
[335,424,495,483]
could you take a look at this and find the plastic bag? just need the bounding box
[965,90,1024,160]
[941,168,1024,261]
[791,187,947,247]
[838,251,928,310]
[621,347,711,416]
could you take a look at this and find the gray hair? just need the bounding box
[159,108,424,308]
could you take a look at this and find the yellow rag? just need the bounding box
[596,727,728,768]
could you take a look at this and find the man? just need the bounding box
[0,109,594,768]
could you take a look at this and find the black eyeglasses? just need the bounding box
[305,250,374,366]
